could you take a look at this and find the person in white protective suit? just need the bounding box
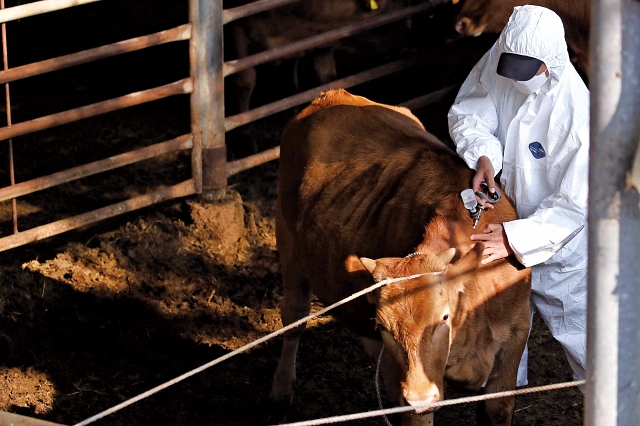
[447,5,589,389]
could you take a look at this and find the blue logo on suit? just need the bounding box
[528,142,546,159]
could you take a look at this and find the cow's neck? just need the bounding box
[412,216,520,336]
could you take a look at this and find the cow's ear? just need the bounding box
[346,254,364,273]
[345,255,379,304]
[436,248,456,266]
[359,257,377,274]
[446,244,484,290]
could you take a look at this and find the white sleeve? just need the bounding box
[503,131,589,267]
[448,53,504,174]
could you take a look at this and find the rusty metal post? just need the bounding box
[585,0,640,424]
[189,0,226,200]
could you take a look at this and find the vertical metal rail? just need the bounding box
[1,0,17,234]
[586,0,640,424]
[188,0,203,194]
[189,0,226,200]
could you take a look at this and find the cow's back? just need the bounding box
[277,90,473,335]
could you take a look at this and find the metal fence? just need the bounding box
[0,0,198,252]
[0,0,452,253]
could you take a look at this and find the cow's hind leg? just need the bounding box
[268,262,310,423]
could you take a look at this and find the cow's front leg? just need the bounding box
[481,319,530,425]
[268,265,310,424]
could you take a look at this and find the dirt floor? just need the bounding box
[0,1,582,425]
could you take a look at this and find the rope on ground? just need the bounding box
[273,380,586,426]
[72,272,435,426]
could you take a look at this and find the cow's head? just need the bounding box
[454,0,514,37]
[356,244,483,412]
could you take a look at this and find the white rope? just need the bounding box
[273,380,586,426]
[375,346,393,426]
[73,271,435,426]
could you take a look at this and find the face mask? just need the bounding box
[512,71,549,94]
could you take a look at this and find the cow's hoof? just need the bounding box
[264,398,292,425]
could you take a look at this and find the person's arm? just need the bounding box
[502,131,589,267]
[448,52,503,176]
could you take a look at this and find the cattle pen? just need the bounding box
[0,0,637,425]
[0,0,459,253]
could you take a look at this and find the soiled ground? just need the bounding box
[0,162,584,426]
[0,0,582,425]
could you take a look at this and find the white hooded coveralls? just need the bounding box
[448,6,589,386]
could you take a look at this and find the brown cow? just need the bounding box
[270,89,531,425]
[228,0,396,113]
[453,0,590,75]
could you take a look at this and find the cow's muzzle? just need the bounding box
[404,391,440,413]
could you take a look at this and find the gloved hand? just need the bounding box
[473,156,497,209]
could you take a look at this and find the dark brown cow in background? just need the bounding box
[228,0,397,113]
[270,89,531,425]
[453,0,590,75]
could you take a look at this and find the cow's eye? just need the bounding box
[442,314,449,321]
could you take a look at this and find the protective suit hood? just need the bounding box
[498,5,570,89]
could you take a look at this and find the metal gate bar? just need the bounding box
[0,134,193,202]
[225,56,420,131]
[223,0,445,77]
[399,84,459,110]
[0,24,191,85]
[0,78,193,141]
[0,0,101,24]
[228,146,280,177]
[0,179,196,252]
[223,0,303,24]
